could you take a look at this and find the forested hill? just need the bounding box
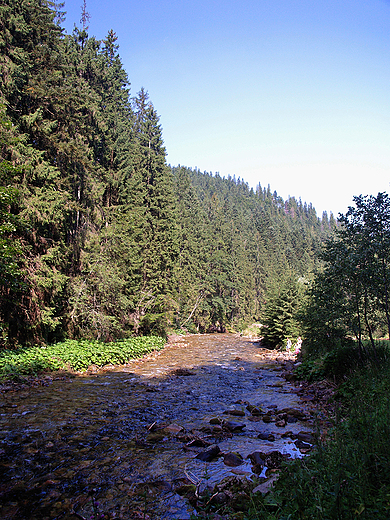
[0,0,335,347]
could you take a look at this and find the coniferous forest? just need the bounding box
[0,0,336,348]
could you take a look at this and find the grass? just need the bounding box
[0,336,166,380]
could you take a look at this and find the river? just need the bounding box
[0,333,316,519]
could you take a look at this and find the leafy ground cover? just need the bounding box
[0,336,166,380]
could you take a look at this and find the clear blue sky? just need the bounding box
[61,0,390,217]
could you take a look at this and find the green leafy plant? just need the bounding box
[0,336,166,380]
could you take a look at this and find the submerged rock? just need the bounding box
[195,444,221,462]
[257,432,275,442]
[164,423,184,434]
[223,409,245,417]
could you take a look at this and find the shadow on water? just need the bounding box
[0,334,318,519]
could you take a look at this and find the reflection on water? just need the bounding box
[0,334,314,519]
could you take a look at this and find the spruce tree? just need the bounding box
[130,89,178,334]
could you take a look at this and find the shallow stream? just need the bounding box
[0,334,315,519]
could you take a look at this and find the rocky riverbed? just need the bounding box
[0,334,332,519]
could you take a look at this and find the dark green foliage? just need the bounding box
[0,0,331,346]
[261,276,305,348]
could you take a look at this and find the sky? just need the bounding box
[61,0,390,217]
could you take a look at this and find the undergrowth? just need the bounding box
[294,340,390,382]
[0,336,166,380]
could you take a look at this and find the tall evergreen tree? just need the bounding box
[130,89,178,333]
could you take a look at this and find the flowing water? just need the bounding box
[0,334,315,519]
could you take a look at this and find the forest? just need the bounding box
[0,0,337,348]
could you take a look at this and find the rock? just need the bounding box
[175,483,197,498]
[281,408,307,420]
[164,423,183,434]
[264,451,286,469]
[262,415,273,423]
[195,445,221,462]
[210,417,223,425]
[223,409,245,417]
[286,415,298,423]
[281,430,295,439]
[231,468,252,476]
[246,404,263,416]
[257,432,275,441]
[294,439,312,450]
[269,381,284,387]
[252,474,279,494]
[186,437,210,448]
[247,415,262,423]
[251,464,264,475]
[223,452,244,467]
[248,451,265,466]
[210,491,228,505]
[275,419,286,428]
[223,421,246,432]
[297,431,315,444]
[146,432,166,443]
[173,368,194,376]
